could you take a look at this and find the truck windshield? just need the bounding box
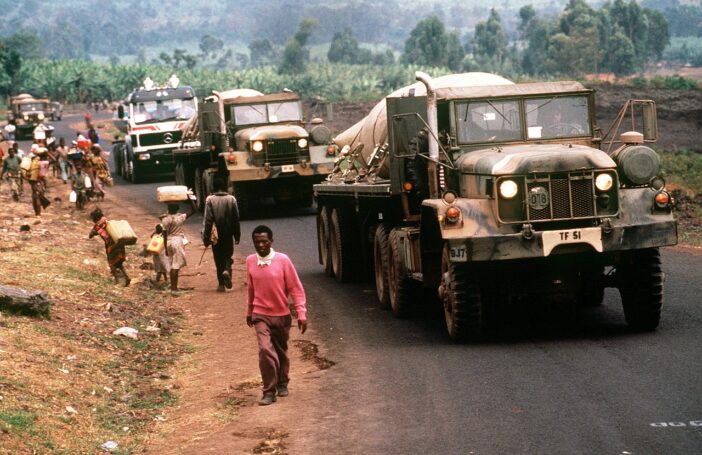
[233,101,302,126]
[131,98,196,124]
[20,103,47,112]
[525,96,590,139]
[456,100,522,143]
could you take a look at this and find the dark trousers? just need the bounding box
[252,313,292,396]
[212,235,233,286]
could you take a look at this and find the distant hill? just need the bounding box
[0,0,565,59]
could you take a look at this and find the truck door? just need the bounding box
[199,101,226,164]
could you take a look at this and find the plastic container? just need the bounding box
[146,234,165,255]
[69,191,77,203]
[157,185,190,202]
[106,220,137,245]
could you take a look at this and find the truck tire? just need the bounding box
[120,149,128,179]
[317,206,333,276]
[373,223,391,307]
[440,244,482,341]
[129,161,141,183]
[387,229,417,317]
[193,169,206,212]
[329,207,359,282]
[618,248,663,331]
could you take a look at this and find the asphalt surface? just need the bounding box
[44,114,702,454]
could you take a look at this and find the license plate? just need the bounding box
[449,246,468,262]
[542,227,602,256]
[281,164,295,173]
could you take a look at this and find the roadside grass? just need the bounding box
[0,197,186,453]
[660,149,702,246]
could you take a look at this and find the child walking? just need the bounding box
[89,208,131,286]
[151,223,170,283]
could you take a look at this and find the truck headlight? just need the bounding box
[595,173,613,191]
[297,138,308,149]
[137,153,151,160]
[38,113,45,120]
[499,179,519,199]
[445,206,461,224]
[252,141,263,152]
[23,115,29,121]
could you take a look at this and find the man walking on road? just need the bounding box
[202,178,241,292]
[246,225,307,406]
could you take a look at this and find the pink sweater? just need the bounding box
[246,252,307,320]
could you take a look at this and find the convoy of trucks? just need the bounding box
[113,75,198,183]
[173,88,336,216]
[314,71,677,341]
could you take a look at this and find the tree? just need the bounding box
[606,28,636,76]
[0,47,22,96]
[199,34,224,59]
[248,39,277,67]
[472,9,508,66]
[645,9,669,61]
[519,5,536,35]
[328,27,360,64]
[2,31,45,60]
[446,32,465,71]
[279,18,318,74]
[401,16,453,67]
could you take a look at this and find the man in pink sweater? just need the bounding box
[246,225,307,406]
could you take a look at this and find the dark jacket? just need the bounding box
[203,191,241,243]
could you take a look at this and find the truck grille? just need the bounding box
[526,173,595,221]
[138,130,182,147]
[265,140,299,165]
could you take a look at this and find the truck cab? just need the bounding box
[175,89,335,215]
[113,76,197,183]
[9,94,51,140]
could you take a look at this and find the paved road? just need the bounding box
[47,114,702,454]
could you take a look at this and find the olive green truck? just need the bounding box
[314,71,677,342]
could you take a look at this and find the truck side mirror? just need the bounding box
[117,105,125,119]
[642,102,657,142]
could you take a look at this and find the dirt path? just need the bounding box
[108,210,328,454]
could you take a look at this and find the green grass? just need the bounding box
[660,150,702,194]
[0,410,37,431]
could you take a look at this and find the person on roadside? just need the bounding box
[56,137,70,183]
[160,199,197,294]
[87,144,110,200]
[202,178,241,292]
[1,146,22,201]
[150,223,170,284]
[25,148,51,216]
[71,163,89,210]
[89,208,130,286]
[246,225,307,406]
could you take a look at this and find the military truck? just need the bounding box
[314,72,677,342]
[112,75,197,183]
[8,94,51,139]
[173,89,336,215]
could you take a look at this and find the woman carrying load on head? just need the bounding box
[160,198,197,294]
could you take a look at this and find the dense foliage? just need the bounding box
[1,60,452,103]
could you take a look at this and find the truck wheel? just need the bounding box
[440,244,482,341]
[174,163,185,186]
[387,229,416,317]
[317,206,333,276]
[194,169,205,212]
[374,223,391,307]
[129,160,141,183]
[618,248,663,331]
[329,207,359,282]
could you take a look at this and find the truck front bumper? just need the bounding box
[445,219,678,262]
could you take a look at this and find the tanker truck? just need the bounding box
[314,71,677,342]
[173,88,336,216]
